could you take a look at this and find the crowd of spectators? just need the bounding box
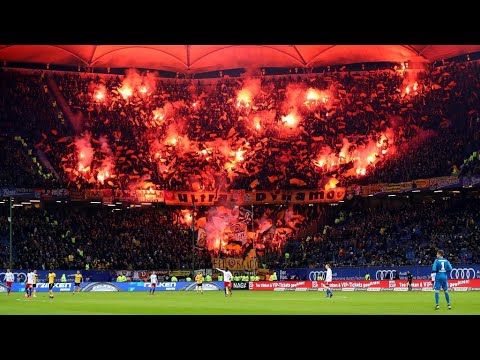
[0,205,211,270]
[1,196,479,270]
[2,60,480,272]
[276,197,480,269]
[2,60,480,190]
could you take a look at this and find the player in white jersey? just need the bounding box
[26,270,35,298]
[324,263,333,298]
[216,267,233,297]
[149,271,158,295]
[3,269,14,295]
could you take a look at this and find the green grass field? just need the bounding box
[1,290,480,315]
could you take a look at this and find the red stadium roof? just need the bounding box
[1,45,479,72]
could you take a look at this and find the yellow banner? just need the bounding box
[212,257,259,271]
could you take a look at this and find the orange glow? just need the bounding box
[153,108,165,121]
[405,86,410,94]
[281,113,299,128]
[236,89,252,107]
[306,88,321,101]
[94,90,104,101]
[139,86,147,94]
[80,152,85,159]
[118,85,133,99]
[235,150,245,162]
[356,168,366,176]
[325,177,339,190]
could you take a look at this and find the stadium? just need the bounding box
[1,44,480,315]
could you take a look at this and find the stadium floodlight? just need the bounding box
[30,199,40,203]
[388,194,396,197]
[434,190,443,193]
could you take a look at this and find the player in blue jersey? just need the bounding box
[431,249,453,310]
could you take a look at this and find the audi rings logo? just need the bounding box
[450,268,476,279]
[309,271,326,281]
[375,270,396,280]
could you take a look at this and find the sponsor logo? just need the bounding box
[143,282,176,288]
[375,270,396,280]
[308,271,326,281]
[182,282,222,291]
[450,268,476,279]
[82,282,121,292]
[36,283,72,289]
[232,282,248,289]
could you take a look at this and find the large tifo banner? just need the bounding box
[164,189,345,205]
[249,279,480,291]
[2,174,479,204]
[0,281,226,293]
[276,265,480,281]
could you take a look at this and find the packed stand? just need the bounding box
[277,197,480,268]
[0,206,211,270]
[39,61,480,191]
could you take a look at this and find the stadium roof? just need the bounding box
[1,45,479,73]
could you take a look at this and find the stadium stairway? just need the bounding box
[46,77,81,133]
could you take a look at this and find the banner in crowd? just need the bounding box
[353,175,462,196]
[38,188,70,200]
[461,174,480,188]
[248,279,480,291]
[212,257,259,271]
[164,189,346,206]
[0,188,40,198]
[1,173,476,204]
[276,265,480,281]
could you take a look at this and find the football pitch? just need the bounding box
[1,291,480,315]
